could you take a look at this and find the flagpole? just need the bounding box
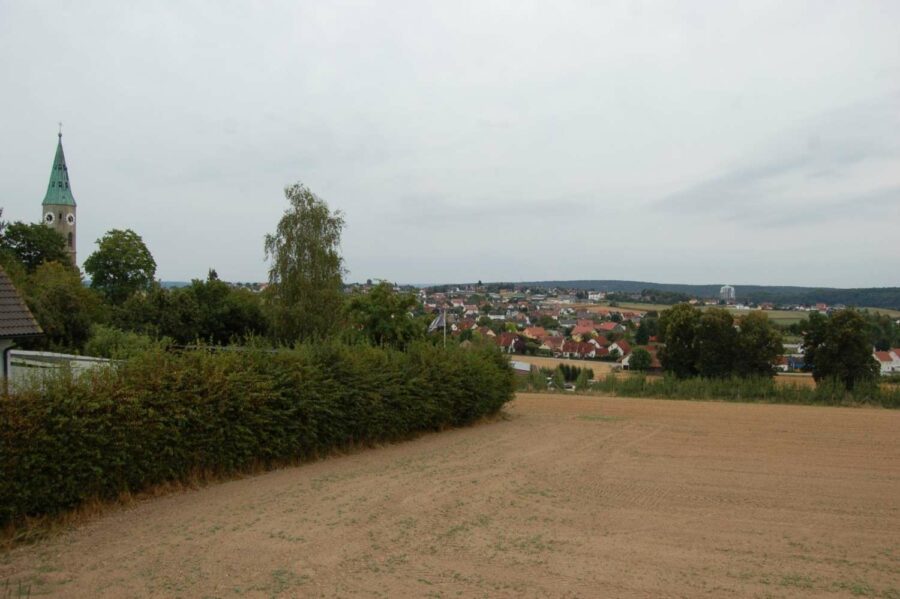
[443,307,447,348]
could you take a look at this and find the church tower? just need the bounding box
[41,128,77,265]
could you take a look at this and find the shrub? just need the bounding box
[0,341,514,527]
[585,373,900,408]
[84,324,172,359]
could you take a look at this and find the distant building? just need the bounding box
[41,129,78,265]
[719,284,736,304]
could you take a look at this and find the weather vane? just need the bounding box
[58,122,63,137]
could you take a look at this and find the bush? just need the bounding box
[84,324,172,359]
[0,341,514,527]
[586,373,900,408]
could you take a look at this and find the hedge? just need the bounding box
[0,341,514,527]
[588,373,900,407]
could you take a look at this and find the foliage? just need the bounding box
[629,348,652,371]
[735,312,783,377]
[21,262,101,351]
[527,365,546,390]
[658,303,702,377]
[585,373,899,408]
[346,281,423,349]
[185,271,267,344]
[0,221,71,273]
[115,284,201,343]
[0,341,514,527]
[557,363,594,382]
[84,325,171,359]
[264,183,345,343]
[84,229,157,304]
[658,303,782,379]
[864,311,899,351]
[113,275,267,345]
[803,310,880,390]
[574,367,591,391]
[634,317,657,345]
[693,308,738,377]
[551,368,566,390]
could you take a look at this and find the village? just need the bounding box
[389,283,900,377]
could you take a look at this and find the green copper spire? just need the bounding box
[42,130,76,207]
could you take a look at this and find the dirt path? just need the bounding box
[3,394,899,598]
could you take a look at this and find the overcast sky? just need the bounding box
[1,1,898,287]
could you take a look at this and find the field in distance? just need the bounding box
[3,394,897,598]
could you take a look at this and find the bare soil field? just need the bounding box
[3,394,899,598]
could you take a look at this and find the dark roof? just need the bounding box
[0,267,42,338]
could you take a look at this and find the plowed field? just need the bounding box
[3,394,899,598]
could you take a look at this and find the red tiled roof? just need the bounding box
[572,324,595,337]
[874,351,894,362]
[613,340,631,355]
[497,332,518,347]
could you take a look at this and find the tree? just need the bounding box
[185,272,268,344]
[574,367,591,390]
[84,229,157,303]
[551,367,566,391]
[658,303,701,378]
[735,312,782,377]
[803,309,879,390]
[346,281,423,349]
[23,262,101,351]
[0,221,71,273]
[694,308,737,378]
[114,283,198,343]
[264,183,345,342]
[629,348,652,372]
[634,317,658,345]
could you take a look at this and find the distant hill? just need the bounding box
[515,280,900,310]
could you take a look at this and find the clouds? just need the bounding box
[657,95,900,228]
[0,1,898,286]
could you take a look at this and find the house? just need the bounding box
[622,347,662,371]
[523,326,547,339]
[475,326,496,338]
[597,321,625,334]
[587,336,610,349]
[561,340,584,359]
[0,266,43,379]
[608,340,631,359]
[497,332,525,354]
[874,350,900,375]
[571,324,596,339]
[540,336,565,354]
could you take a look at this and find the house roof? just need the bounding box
[0,267,42,338]
[612,340,631,355]
[874,351,894,363]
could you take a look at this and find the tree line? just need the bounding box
[0,184,431,357]
[656,302,883,390]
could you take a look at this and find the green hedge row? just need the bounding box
[588,373,900,407]
[0,342,514,527]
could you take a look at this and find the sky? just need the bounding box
[1,1,898,287]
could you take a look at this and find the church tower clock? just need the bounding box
[41,127,77,265]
